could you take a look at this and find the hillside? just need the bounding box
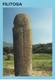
[3,42,52,54]
[32,43,52,54]
[3,42,13,47]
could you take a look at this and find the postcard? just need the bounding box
[0,0,55,80]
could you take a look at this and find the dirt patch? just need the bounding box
[3,67,14,76]
[3,67,52,76]
[32,70,52,76]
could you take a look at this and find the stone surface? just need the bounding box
[14,13,30,28]
[13,13,32,76]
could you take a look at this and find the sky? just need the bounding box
[3,8,52,44]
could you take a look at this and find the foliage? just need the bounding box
[3,47,13,54]
[3,43,52,55]
[3,54,14,60]
[32,43,52,54]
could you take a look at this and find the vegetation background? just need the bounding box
[3,42,52,76]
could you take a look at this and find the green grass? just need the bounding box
[3,53,52,76]
[3,60,14,67]
[32,53,52,60]
[32,53,52,71]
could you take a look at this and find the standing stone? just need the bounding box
[13,14,32,76]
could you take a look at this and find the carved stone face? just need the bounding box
[14,14,30,28]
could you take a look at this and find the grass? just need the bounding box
[3,53,52,76]
[32,53,52,71]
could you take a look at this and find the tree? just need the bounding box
[3,47,13,54]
